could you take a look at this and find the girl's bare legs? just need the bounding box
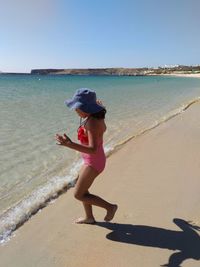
[76,167,95,222]
[74,165,117,224]
[82,191,94,219]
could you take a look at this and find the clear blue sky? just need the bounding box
[1,0,200,73]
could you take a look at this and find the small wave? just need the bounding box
[106,96,200,157]
[0,160,82,245]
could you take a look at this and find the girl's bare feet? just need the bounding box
[104,204,118,222]
[75,217,96,224]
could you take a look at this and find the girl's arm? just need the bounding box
[55,124,100,154]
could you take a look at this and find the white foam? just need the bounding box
[0,159,82,245]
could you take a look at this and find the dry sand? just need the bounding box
[161,73,200,78]
[0,101,200,267]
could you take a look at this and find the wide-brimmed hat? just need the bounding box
[64,88,104,114]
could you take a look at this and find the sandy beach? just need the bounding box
[1,100,200,267]
[161,73,200,78]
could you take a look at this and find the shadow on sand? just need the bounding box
[96,218,200,267]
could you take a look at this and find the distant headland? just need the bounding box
[30,65,200,76]
[1,65,200,76]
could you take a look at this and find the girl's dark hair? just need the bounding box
[91,108,106,119]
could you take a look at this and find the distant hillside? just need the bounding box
[30,68,149,76]
[31,66,200,76]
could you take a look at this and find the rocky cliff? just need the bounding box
[31,68,151,76]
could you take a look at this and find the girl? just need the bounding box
[55,88,117,224]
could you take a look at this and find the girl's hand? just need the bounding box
[55,133,72,147]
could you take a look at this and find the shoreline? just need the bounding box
[0,97,200,266]
[1,96,200,245]
[107,96,200,156]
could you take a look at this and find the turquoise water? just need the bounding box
[0,74,200,243]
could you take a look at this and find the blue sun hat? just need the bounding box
[64,88,104,114]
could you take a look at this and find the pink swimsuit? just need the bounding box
[77,125,106,173]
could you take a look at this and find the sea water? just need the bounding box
[1,74,200,243]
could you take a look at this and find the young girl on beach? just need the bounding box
[55,88,117,224]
